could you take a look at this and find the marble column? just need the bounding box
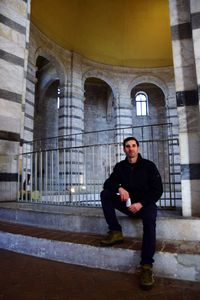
[190,0,200,102]
[169,0,200,216]
[58,53,85,195]
[0,0,31,201]
[23,60,37,158]
[114,95,133,161]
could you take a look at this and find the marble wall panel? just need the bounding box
[0,60,23,95]
[0,154,18,172]
[71,97,83,108]
[181,179,192,216]
[181,179,200,216]
[169,0,190,26]
[177,106,200,132]
[25,102,34,116]
[0,1,27,25]
[195,58,200,84]
[190,0,200,13]
[174,65,197,91]
[0,141,19,155]
[0,99,21,118]
[25,90,34,103]
[23,130,33,142]
[24,117,33,129]
[192,30,200,58]
[0,182,18,201]
[0,115,21,133]
[0,23,25,47]
[179,131,200,164]
[169,107,180,118]
[26,80,35,92]
[172,39,196,68]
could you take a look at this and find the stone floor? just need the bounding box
[0,249,200,300]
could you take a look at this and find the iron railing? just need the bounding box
[18,124,180,209]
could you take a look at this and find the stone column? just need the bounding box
[169,0,200,216]
[24,60,37,149]
[114,94,133,161]
[190,0,200,101]
[58,53,85,196]
[0,0,31,201]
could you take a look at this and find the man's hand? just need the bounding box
[118,187,129,202]
[128,202,143,214]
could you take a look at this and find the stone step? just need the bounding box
[0,202,200,241]
[0,220,200,282]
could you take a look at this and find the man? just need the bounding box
[100,137,163,290]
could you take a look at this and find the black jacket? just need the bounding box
[103,153,163,207]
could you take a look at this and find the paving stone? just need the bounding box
[0,249,200,300]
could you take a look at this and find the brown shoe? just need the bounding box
[100,230,124,246]
[140,264,155,290]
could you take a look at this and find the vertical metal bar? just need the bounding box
[77,148,80,205]
[167,137,172,207]
[108,144,112,175]
[57,147,60,204]
[84,146,88,206]
[35,151,37,196]
[51,150,54,204]
[30,152,33,202]
[25,153,28,202]
[17,154,20,201]
[40,151,42,202]
[45,150,48,197]
[70,148,73,204]
[21,154,24,202]
[92,145,95,206]
[164,138,168,208]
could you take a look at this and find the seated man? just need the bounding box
[100,136,163,290]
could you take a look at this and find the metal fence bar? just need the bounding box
[18,124,180,209]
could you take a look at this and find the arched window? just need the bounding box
[57,87,60,109]
[135,91,149,116]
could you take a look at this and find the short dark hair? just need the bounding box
[123,136,139,148]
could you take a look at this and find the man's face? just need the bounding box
[123,139,139,160]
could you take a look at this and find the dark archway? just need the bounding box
[84,77,115,145]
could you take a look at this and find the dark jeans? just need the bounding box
[100,189,157,265]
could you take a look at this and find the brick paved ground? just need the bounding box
[0,249,200,300]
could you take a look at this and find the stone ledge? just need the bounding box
[0,220,200,255]
[0,220,200,282]
[0,203,200,241]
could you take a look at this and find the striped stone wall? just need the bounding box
[0,0,30,200]
[169,0,200,216]
[58,53,85,190]
[190,0,200,100]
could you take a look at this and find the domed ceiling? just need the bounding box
[31,0,173,68]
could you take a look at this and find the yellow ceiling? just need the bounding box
[31,0,173,68]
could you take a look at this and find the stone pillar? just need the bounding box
[24,60,37,147]
[114,94,133,161]
[58,53,85,195]
[190,0,200,101]
[115,95,133,139]
[169,0,200,216]
[0,0,31,201]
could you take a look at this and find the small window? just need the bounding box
[57,87,60,109]
[135,91,149,116]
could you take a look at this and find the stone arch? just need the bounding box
[83,75,117,145]
[32,48,67,146]
[129,76,168,127]
[82,69,119,104]
[34,47,66,86]
[128,75,169,103]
